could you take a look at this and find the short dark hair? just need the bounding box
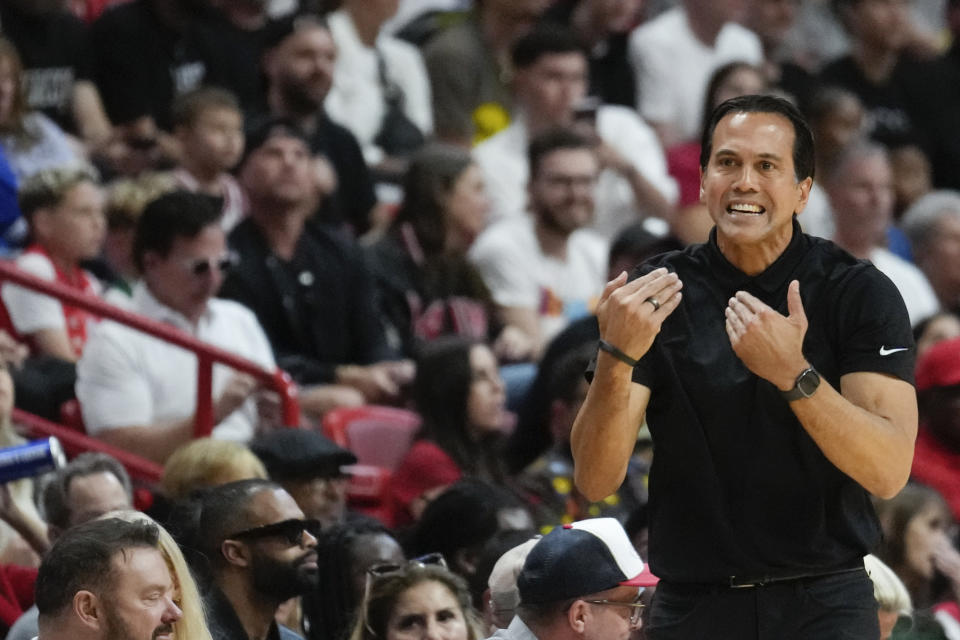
[195,478,283,571]
[407,480,530,567]
[239,116,311,169]
[609,222,683,273]
[172,86,241,129]
[42,453,133,531]
[699,94,815,182]
[133,190,222,272]
[36,518,160,618]
[263,12,330,51]
[528,127,594,179]
[511,24,585,70]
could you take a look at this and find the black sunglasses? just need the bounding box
[180,252,238,277]
[227,518,321,546]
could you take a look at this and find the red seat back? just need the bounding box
[322,405,421,471]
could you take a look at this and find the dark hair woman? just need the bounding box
[388,337,509,527]
[365,143,533,362]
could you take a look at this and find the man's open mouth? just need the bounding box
[726,203,765,215]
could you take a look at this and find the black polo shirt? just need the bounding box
[627,219,914,583]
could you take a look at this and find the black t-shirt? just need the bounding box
[622,220,914,583]
[775,61,819,117]
[819,53,960,189]
[92,0,207,128]
[307,113,378,235]
[219,218,394,385]
[0,5,94,132]
[818,54,922,149]
[193,11,274,119]
[902,53,960,191]
[541,1,636,109]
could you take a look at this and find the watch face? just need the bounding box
[797,369,820,397]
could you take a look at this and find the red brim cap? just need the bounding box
[621,563,659,587]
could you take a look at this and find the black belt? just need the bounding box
[727,564,864,589]
[663,561,865,593]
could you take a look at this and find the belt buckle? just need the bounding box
[728,576,765,589]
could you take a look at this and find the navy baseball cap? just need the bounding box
[517,518,658,605]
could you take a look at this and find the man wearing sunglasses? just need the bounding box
[501,518,657,640]
[76,191,277,463]
[196,479,321,640]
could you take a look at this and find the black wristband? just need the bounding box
[598,339,639,367]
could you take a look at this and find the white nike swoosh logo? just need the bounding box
[879,346,909,356]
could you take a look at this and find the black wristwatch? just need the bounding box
[781,367,820,402]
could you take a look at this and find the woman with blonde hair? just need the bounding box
[108,510,213,640]
[161,438,268,502]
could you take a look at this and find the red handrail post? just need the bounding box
[195,355,215,437]
[275,370,300,428]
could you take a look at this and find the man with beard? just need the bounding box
[221,118,413,411]
[196,479,320,640]
[469,127,608,358]
[6,453,134,640]
[261,16,384,236]
[35,518,182,640]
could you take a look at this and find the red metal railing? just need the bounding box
[12,408,165,483]
[0,261,300,479]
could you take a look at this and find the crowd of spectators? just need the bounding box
[0,0,958,638]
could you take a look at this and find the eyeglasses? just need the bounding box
[226,518,321,546]
[540,173,598,190]
[363,553,448,635]
[179,252,238,277]
[583,597,645,629]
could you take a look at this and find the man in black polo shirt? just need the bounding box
[571,94,918,638]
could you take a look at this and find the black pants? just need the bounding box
[646,569,879,640]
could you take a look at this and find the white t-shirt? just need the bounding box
[868,246,940,326]
[468,215,608,343]
[629,7,764,144]
[1,251,101,355]
[76,284,276,441]
[798,183,834,240]
[473,106,677,239]
[325,9,433,166]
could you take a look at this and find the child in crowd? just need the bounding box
[101,172,175,300]
[0,166,105,361]
[171,87,247,231]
